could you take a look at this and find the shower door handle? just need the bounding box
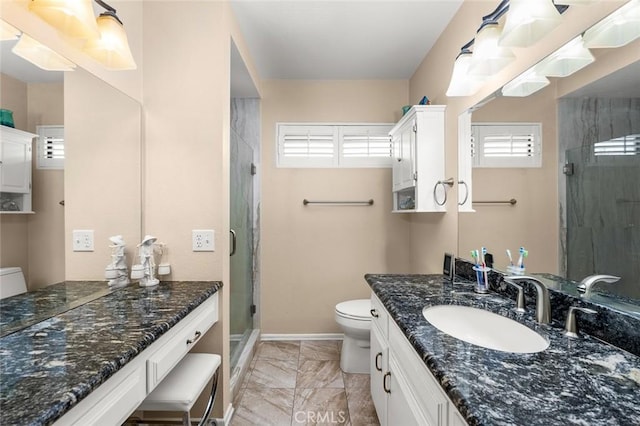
[230,229,237,256]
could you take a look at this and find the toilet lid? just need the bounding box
[335,299,371,319]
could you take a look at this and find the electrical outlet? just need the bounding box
[192,230,215,252]
[72,230,94,252]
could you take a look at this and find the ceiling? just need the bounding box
[230,0,464,80]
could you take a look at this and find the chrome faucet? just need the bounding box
[564,306,597,338]
[504,275,551,324]
[577,274,620,298]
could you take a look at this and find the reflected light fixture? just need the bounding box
[446,48,487,97]
[535,35,594,77]
[12,33,76,71]
[583,0,640,48]
[1,20,20,41]
[28,0,100,39]
[83,1,136,70]
[502,68,549,97]
[469,20,515,77]
[499,0,562,47]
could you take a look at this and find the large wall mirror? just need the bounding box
[458,28,639,317]
[0,26,142,296]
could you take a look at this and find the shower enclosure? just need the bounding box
[565,139,640,301]
[229,98,260,393]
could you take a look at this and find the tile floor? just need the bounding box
[231,340,380,426]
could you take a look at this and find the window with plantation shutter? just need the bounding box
[36,125,64,170]
[471,123,542,168]
[277,123,392,168]
[594,134,640,156]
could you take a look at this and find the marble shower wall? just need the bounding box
[230,98,261,331]
[558,98,640,299]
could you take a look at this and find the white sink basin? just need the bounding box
[422,305,549,353]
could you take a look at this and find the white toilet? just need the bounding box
[335,299,372,374]
[0,267,27,299]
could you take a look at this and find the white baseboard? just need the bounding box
[260,333,343,341]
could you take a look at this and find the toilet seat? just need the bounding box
[335,299,371,321]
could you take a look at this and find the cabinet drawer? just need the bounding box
[389,319,449,426]
[72,364,145,425]
[370,293,388,339]
[146,293,218,392]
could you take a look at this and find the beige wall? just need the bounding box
[64,69,141,279]
[460,87,559,273]
[27,82,65,289]
[261,80,410,334]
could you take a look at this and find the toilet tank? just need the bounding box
[0,267,27,299]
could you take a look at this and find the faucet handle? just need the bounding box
[564,306,597,338]
[504,279,526,313]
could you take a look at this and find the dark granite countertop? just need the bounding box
[365,274,640,426]
[0,280,222,426]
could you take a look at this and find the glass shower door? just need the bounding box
[230,134,255,369]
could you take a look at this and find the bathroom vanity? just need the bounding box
[0,280,222,425]
[366,274,640,425]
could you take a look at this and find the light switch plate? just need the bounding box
[72,230,94,252]
[192,230,215,252]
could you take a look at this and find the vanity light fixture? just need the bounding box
[446,48,487,97]
[583,0,640,48]
[499,0,562,48]
[11,33,76,71]
[468,1,516,77]
[28,0,100,39]
[501,68,549,97]
[535,35,594,77]
[83,0,136,70]
[0,20,20,41]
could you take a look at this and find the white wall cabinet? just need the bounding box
[370,292,468,426]
[1,125,36,213]
[390,105,447,213]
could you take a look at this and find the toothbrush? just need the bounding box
[517,247,526,268]
[470,250,479,265]
[506,249,514,266]
[521,249,528,269]
[481,247,487,267]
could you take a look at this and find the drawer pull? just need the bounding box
[375,352,383,371]
[383,372,391,394]
[186,330,202,345]
[370,309,379,318]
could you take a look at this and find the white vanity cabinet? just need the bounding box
[0,125,36,212]
[54,292,219,426]
[390,105,447,213]
[370,293,467,426]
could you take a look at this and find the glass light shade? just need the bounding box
[536,36,594,77]
[446,51,486,97]
[12,34,76,71]
[469,22,515,77]
[83,14,137,70]
[502,69,550,97]
[28,0,99,39]
[1,20,20,41]
[499,0,562,47]
[583,0,640,48]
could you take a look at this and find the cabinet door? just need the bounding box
[387,355,423,426]
[391,132,403,192]
[399,121,416,190]
[1,138,31,193]
[370,324,388,425]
